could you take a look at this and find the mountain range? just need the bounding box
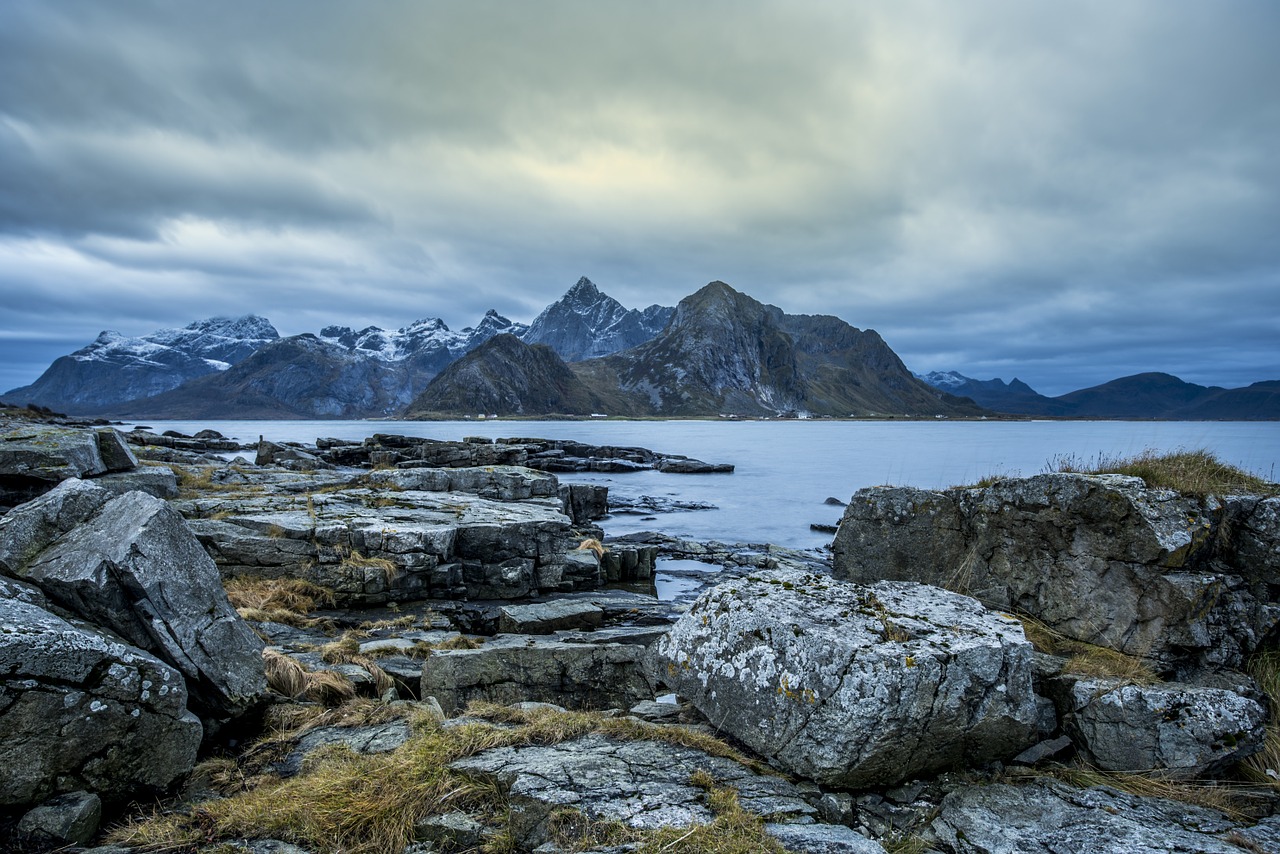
[5,278,1276,420]
[916,371,1280,420]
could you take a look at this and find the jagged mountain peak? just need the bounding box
[522,276,674,362]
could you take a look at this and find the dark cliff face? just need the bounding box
[521,277,673,362]
[573,281,982,417]
[406,334,610,417]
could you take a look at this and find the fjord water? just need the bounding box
[128,419,1280,551]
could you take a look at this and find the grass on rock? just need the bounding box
[1243,648,1280,792]
[1016,615,1159,685]
[1047,448,1275,497]
[107,700,782,854]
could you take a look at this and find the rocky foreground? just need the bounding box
[2,410,1280,852]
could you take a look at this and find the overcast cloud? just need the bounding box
[1,0,1277,396]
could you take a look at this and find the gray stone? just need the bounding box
[17,790,102,846]
[273,720,412,777]
[817,792,856,826]
[90,465,179,499]
[0,594,202,806]
[628,700,683,721]
[931,778,1244,853]
[1011,736,1073,766]
[414,810,489,850]
[765,822,886,853]
[94,428,139,473]
[498,600,605,634]
[1056,677,1266,777]
[559,483,609,524]
[0,424,108,493]
[650,570,1038,788]
[20,490,266,719]
[0,478,111,575]
[449,732,813,850]
[833,473,1280,672]
[420,635,652,714]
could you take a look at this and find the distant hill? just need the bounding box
[406,334,610,417]
[917,370,1280,420]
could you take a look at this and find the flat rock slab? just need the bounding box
[652,569,1038,788]
[932,779,1251,853]
[450,732,813,849]
[764,823,887,853]
[420,635,652,714]
[497,600,605,634]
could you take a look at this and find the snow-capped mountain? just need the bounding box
[522,277,674,361]
[5,316,279,411]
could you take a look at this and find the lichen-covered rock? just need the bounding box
[1053,676,1266,778]
[0,595,202,807]
[651,570,1038,788]
[931,778,1247,853]
[19,490,266,719]
[832,473,1280,672]
[420,636,652,714]
[449,732,814,850]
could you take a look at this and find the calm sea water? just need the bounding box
[124,419,1280,550]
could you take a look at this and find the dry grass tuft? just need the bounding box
[1048,448,1276,497]
[1015,615,1159,685]
[1243,648,1280,791]
[1050,764,1254,820]
[225,577,335,629]
[577,538,607,558]
[339,548,401,583]
[108,699,791,854]
[262,649,358,706]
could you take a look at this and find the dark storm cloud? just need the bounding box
[1,0,1277,396]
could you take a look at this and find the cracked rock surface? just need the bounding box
[450,732,815,849]
[651,569,1038,788]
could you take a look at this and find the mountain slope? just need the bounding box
[5,316,279,412]
[405,334,610,417]
[521,277,673,361]
[573,282,981,417]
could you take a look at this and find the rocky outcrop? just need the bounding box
[0,424,143,510]
[11,485,266,720]
[180,477,586,605]
[0,590,203,807]
[651,570,1038,788]
[420,635,652,714]
[832,473,1280,673]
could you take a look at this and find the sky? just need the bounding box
[1,1,1277,398]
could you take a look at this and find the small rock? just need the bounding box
[17,790,102,846]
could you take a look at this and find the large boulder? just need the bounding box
[0,592,202,807]
[0,426,141,509]
[651,570,1038,788]
[1052,676,1267,778]
[17,490,266,719]
[420,635,652,714]
[833,473,1280,672]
